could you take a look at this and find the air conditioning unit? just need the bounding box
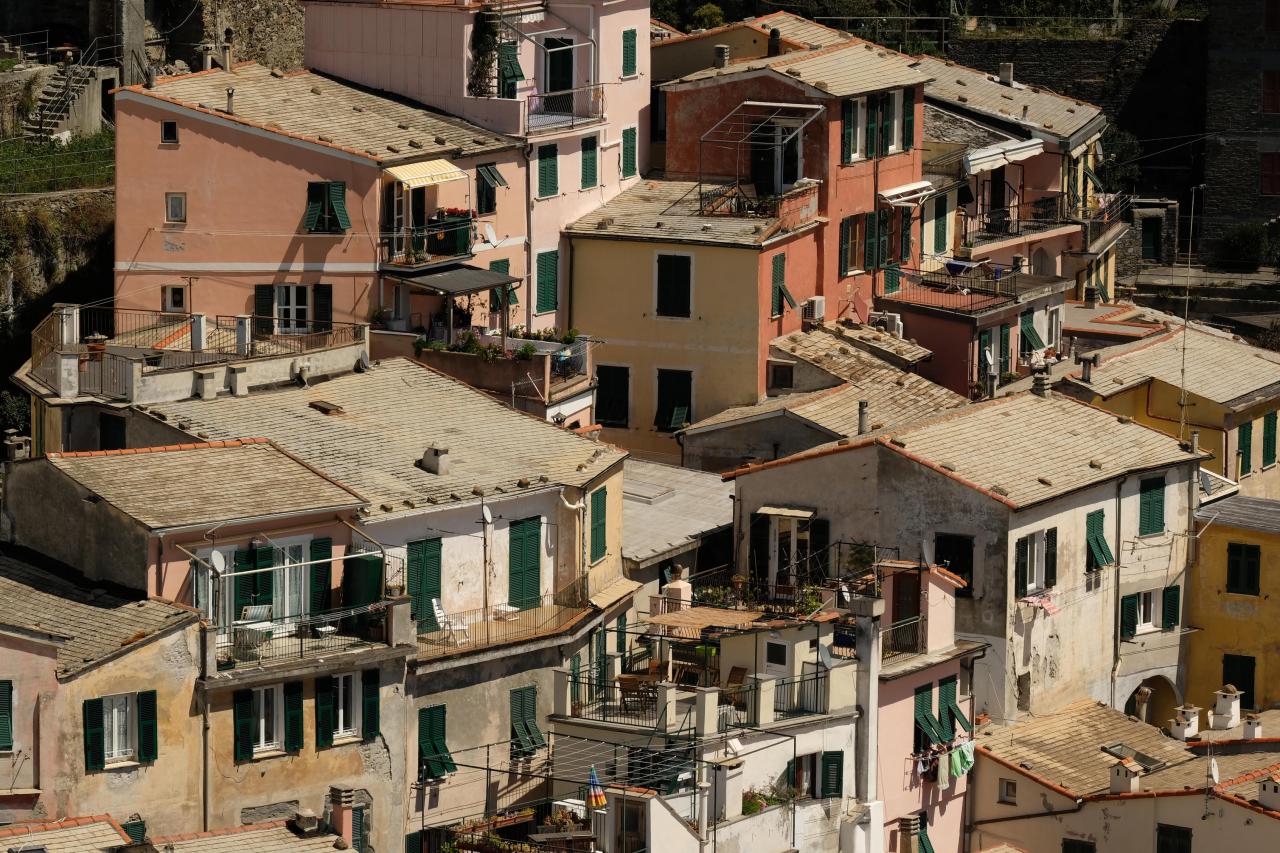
[868,311,904,339]
[802,296,826,322]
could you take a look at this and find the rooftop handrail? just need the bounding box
[213,602,388,667]
[772,669,828,719]
[416,590,587,660]
[524,82,605,134]
[881,615,924,660]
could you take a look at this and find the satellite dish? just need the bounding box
[484,223,498,246]
[818,643,834,670]
[210,550,227,576]
[482,505,493,524]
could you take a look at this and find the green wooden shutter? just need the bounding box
[933,194,948,253]
[1014,535,1028,598]
[254,545,275,608]
[622,28,637,76]
[304,182,324,230]
[917,813,935,853]
[1120,594,1138,639]
[901,208,911,263]
[1086,509,1115,568]
[1266,412,1278,467]
[122,819,146,844]
[352,806,367,853]
[406,539,423,624]
[523,685,545,748]
[878,209,890,271]
[538,144,558,197]
[883,264,900,294]
[913,683,942,744]
[880,93,893,156]
[232,689,253,762]
[136,689,158,762]
[408,538,442,630]
[617,613,628,653]
[1228,542,1243,592]
[1162,585,1180,629]
[581,136,598,189]
[820,751,843,798]
[509,517,541,609]
[978,328,992,376]
[536,249,559,313]
[902,88,914,151]
[999,324,1011,375]
[865,211,878,270]
[511,688,531,757]
[1240,422,1254,474]
[937,676,956,737]
[839,217,851,276]
[309,538,332,612]
[841,99,854,164]
[328,181,351,230]
[361,669,380,741]
[590,487,607,562]
[866,95,879,160]
[771,254,786,316]
[315,675,335,749]
[0,680,11,752]
[1044,528,1058,589]
[1139,478,1165,536]
[313,283,333,332]
[83,697,104,771]
[283,681,304,753]
[418,707,433,776]
[253,285,274,336]
[406,831,422,853]
[622,127,637,178]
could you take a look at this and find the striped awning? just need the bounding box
[385,159,467,189]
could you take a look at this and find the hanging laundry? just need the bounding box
[950,740,976,777]
[936,747,952,788]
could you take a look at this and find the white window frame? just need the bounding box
[194,543,238,626]
[252,684,283,753]
[103,693,135,763]
[162,284,186,313]
[1021,529,1048,594]
[765,641,788,674]
[334,672,362,739]
[848,97,867,162]
[165,192,187,224]
[888,89,904,153]
[275,285,310,335]
[1047,307,1062,351]
[1137,589,1157,633]
[270,534,313,621]
[998,778,1017,804]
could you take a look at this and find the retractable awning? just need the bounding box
[756,504,815,519]
[878,180,934,207]
[385,159,468,189]
[962,138,1044,176]
[388,264,519,296]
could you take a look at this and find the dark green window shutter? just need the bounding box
[509,517,542,610]
[283,681,304,753]
[408,538,443,630]
[883,263,900,295]
[1139,477,1165,536]
[405,831,422,853]
[418,707,433,776]
[917,813,935,853]
[978,328,992,376]
[902,88,914,151]
[309,538,332,612]
[622,127,637,178]
[304,182,324,230]
[83,697,105,771]
[253,285,275,336]
[839,217,851,275]
[900,208,911,263]
[865,211,878,270]
[315,675,335,749]
[1266,412,1278,467]
[617,613,628,653]
[1086,509,1115,569]
[933,194,948,253]
[1227,542,1261,594]
[538,144,558,197]
[1240,422,1254,474]
[866,95,879,160]
[498,42,525,96]
[878,209,890,271]
[361,669,380,742]
[590,487,607,562]
[122,819,146,844]
[1014,535,1029,598]
[913,683,942,745]
[136,689,158,762]
[879,93,892,156]
[820,751,843,798]
[352,806,367,853]
[581,136,598,189]
[0,680,11,752]
[771,254,786,316]
[536,250,559,314]
[622,28,637,76]
[1120,594,1138,639]
[313,283,333,332]
[784,758,795,788]
[328,181,351,230]
[254,545,275,608]
[489,259,516,308]
[1162,585,1180,629]
[937,676,955,736]
[840,99,855,164]
[1044,528,1058,589]
[999,324,1011,375]
[232,689,253,762]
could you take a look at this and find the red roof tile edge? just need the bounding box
[0,813,131,842]
[48,437,272,459]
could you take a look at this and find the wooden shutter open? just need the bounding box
[1120,594,1138,639]
[841,99,854,163]
[136,689,158,762]
[253,285,275,337]
[361,669,380,741]
[581,136,598,189]
[590,487,607,562]
[1044,527,1058,589]
[1014,536,1029,598]
[622,127,637,177]
[232,689,253,762]
[284,681,304,753]
[933,194,948,253]
[537,144,558,197]
[1162,585,1180,629]
[622,29,637,76]
[820,751,843,798]
[328,181,351,230]
[309,538,333,612]
[0,680,11,752]
[312,284,333,332]
[83,697,105,771]
[902,88,914,151]
[536,250,558,314]
[315,675,335,749]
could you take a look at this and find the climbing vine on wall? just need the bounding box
[468,14,499,98]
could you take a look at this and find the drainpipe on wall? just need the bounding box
[524,144,535,332]
[1110,474,1130,709]
[200,629,211,831]
[1188,432,1200,570]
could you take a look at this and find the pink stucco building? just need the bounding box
[301,0,652,331]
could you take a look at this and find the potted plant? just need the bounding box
[955,241,974,260]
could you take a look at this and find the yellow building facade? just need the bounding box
[1186,494,1280,712]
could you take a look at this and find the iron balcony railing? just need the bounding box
[963,194,1068,245]
[416,586,589,661]
[879,266,1022,315]
[525,83,605,134]
[211,315,364,358]
[569,677,660,728]
[881,616,924,660]
[214,603,388,667]
[718,683,758,732]
[380,216,474,267]
[1074,193,1131,248]
[772,670,828,720]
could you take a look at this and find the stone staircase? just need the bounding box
[22,65,96,140]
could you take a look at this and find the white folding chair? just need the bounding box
[432,598,469,646]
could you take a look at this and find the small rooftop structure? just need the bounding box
[621,459,733,569]
[779,321,935,369]
[1196,494,1280,536]
[923,102,1015,150]
[0,551,196,679]
[0,815,131,851]
[121,62,518,162]
[45,439,366,531]
[565,178,787,246]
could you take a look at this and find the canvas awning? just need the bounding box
[646,606,764,632]
[588,577,641,610]
[388,264,519,296]
[385,159,468,189]
[878,180,934,207]
[756,504,814,519]
[963,138,1044,176]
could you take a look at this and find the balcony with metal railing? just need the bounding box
[963,193,1075,249]
[878,265,1072,317]
[524,84,606,135]
[380,214,475,271]
[1073,192,1131,252]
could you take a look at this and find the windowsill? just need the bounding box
[161,222,187,229]
[1137,531,1166,539]
[578,186,597,193]
[332,734,362,747]
[533,309,558,316]
[104,759,141,771]
[535,194,561,202]
[620,74,639,81]
[159,142,180,148]
[997,799,1017,806]
[1224,590,1261,598]
[654,314,694,321]
[598,423,628,430]
[250,748,288,761]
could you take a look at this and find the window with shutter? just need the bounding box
[998,323,1011,376]
[581,136,598,189]
[1162,585,1180,629]
[305,182,350,233]
[1120,594,1139,639]
[0,680,11,752]
[352,806,368,853]
[316,676,335,749]
[913,683,943,749]
[865,210,879,270]
[536,249,559,314]
[83,697,105,771]
[508,517,542,609]
[1044,527,1058,589]
[932,194,948,254]
[900,208,912,263]
[878,208,890,272]
[617,613,628,653]
[1014,535,1029,598]
[590,487,607,563]
[622,127,637,178]
[1155,824,1192,853]
[596,365,630,427]
[902,88,915,151]
[488,259,517,309]
[1227,542,1262,595]
[820,751,843,798]
[283,681,304,753]
[1085,509,1112,570]
[537,144,558,198]
[407,538,443,630]
[1240,421,1254,475]
[622,29,637,76]
[939,675,971,734]
[406,831,423,853]
[1266,412,1278,467]
[866,95,880,160]
[309,538,333,612]
[232,689,253,763]
[510,686,544,758]
[1139,477,1166,536]
[841,99,855,164]
[136,689,158,762]
[656,254,692,318]
[419,705,455,779]
[917,813,936,853]
[122,820,146,844]
[771,253,786,316]
[361,669,380,741]
[654,368,693,432]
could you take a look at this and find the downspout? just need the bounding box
[1110,474,1129,709]
[561,491,587,590]
[961,647,987,853]
[1187,434,1200,571]
[524,143,535,332]
[200,619,211,830]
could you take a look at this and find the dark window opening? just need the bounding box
[596,365,630,428]
[161,121,178,144]
[769,362,794,390]
[656,254,691,318]
[654,368,692,432]
[934,534,974,596]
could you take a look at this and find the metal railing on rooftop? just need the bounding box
[772,670,827,720]
[416,585,589,661]
[879,266,1022,314]
[881,616,924,660]
[525,83,605,134]
[214,603,388,667]
[1074,193,1131,247]
[569,677,660,728]
[963,194,1069,245]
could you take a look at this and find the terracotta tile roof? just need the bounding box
[755,11,852,48]
[153,821,344,852]
[1065,325,1280,409]
[565,178,781,246]
[124,63,517,163]
[914,55,1103,143]
[146,358,625,517]
[0,814,129,850]
[46,439,366,530]
[0,549,196,678]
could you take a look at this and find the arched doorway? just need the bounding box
[1125,676,1179,728]
[1031,247,1053,277]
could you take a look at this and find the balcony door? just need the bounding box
[273,538,310,623]
[275,285,309,334]
[891,571,921,623]
[543,37,574,111]
[750,121,803,197]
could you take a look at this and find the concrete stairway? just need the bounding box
[22,65,95,140]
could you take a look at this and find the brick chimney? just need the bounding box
[329,786,356,846]
[767,28,782,57]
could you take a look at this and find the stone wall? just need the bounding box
[1115,199,1180,283]
[202,0,305,72]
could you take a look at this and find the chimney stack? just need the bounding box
[329,787,356,847]
[201,43,214,71]
[1191,430,1200,454]
[419,445,452,475]
[1021,104,1030,121]
[225,87,235,114]
[1245,713,1264,740]
[1110,758,1141,794]
[1210,685,1242,730]
[1031,367,1051,398]
[143,66,156,89]
[1169,704,1202,740]
[1075,352,1099,384]
[1260,774,1280,811]
[221,27,234,70]
[713,44,730,69]
[857,400,869,435]
[767,27,782,57]
[999,62,1014,86]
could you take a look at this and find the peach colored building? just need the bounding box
[301,0,653,332]
[114,62,527,341]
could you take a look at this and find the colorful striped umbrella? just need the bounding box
[587,765,607,809]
